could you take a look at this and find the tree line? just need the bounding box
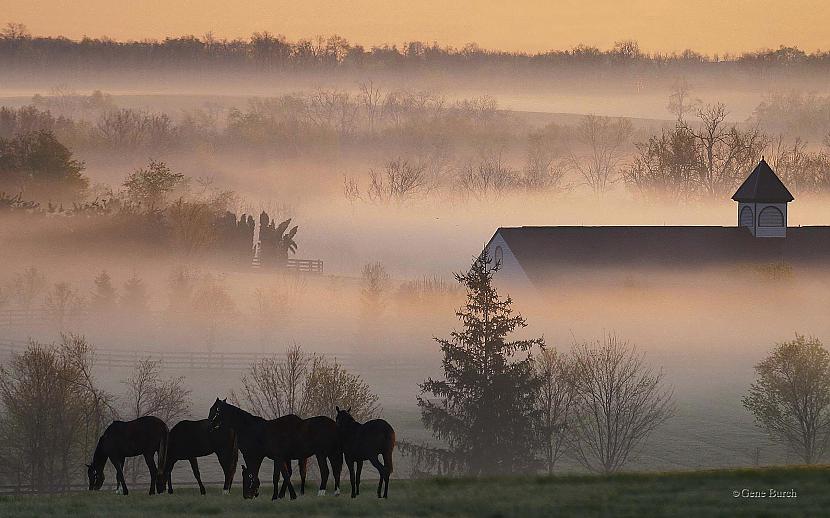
[3,23,830,74]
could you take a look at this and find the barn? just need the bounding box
[486,159,830,290]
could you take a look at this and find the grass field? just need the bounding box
[1,466,828,517]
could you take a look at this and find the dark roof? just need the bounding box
[490,225,830,286]
[732,159,794,203]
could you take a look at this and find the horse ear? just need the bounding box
[85,463,90,468]
[347,407,351,413]
[336,406,340,412]
[222,398,227,402]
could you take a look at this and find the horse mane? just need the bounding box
[91,435,109,469]
[223,401,266,425]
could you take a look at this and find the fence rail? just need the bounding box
[0,338,359,371]
[285,258,323,274]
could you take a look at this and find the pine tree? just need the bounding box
[418,248,544,474]
[120,273,149,314]
[90,270,117,311]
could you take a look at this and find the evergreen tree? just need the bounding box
[90,270,117,311]
[417,248,544,474]
[120,273,149,314]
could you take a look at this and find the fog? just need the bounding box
[4,37,830,484]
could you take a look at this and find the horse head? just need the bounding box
[86,463,104,490]
[208,397,228,431]
[335,406,355,428]
[241,464,259,499]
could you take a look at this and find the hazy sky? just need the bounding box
[4,0,829,54]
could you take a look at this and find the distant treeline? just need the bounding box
[2,23,830,74]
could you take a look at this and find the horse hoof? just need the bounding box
[334,488,341,496]
[222,489,229,495]
[318,489,326,496]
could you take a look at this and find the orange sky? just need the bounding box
[4,0,829,54]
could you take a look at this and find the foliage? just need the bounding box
[0,335,115,491]
[122,160,186,212]
[418,248,544,474]
[0,130,87,201]
[90,271,117,311]
[569,115,632,196]
[743,334,830,464]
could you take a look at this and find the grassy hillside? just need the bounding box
[1,466,827,517]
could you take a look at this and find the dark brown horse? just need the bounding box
[207,398,298,500]
[245,416,343,499]
[163,419,238,495]
[335,407,395,498]
[87,415,169,495]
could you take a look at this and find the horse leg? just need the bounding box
[345,458,356,498]
[369,456,387,499]
[331,453,343,496]
[381,449,392,498]
[166,458,177,494]
[273,461,282,500]
[143,452,157,495]
[217,449,236,494]
[316,454,329,496]
[277,460,291,499]
[278,459,297,500]
[299,458,307,496]
[189,458,206,495]
[355,460,363,496]
[112,457,128,496]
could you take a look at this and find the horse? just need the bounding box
[86,415,169,496]
[335,407,395,498]
[162,419,238,495]
[242,416,343,499]
[207,398,297,500]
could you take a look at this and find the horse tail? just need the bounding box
[157,425,169,480]
[384,426,396,475]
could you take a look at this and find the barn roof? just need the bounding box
[490,225,830,287]
[732,159,794,203]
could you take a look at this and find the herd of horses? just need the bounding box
[85,400,396,500]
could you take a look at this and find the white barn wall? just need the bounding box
[486,231,535,293]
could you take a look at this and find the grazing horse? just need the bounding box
[208,398,297,500]
[87,415,169,495]
[247,416,343,499]
[163,419,238,495]
[335,407,395,498]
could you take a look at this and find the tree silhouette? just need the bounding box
[418,248,544,474]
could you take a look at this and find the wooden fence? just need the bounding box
[285,258,323,274]
[0,338,356,371]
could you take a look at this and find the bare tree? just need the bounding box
[232,344,379,420]
[666,77,699,122]
[533,348,577,474]
[122,358,192,425]
[743,334,830,464]
[569,115,632,195]
[360,262,391,321]
[568,334,674,474]
[456,157,519,200]
[367,159,429,204]
[359,81,383,134]
[8,266,46,312]
[121,358,191,484]
[190,274,235,352]
[682,103,768,198]
[43,282,85,331]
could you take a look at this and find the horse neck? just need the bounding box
[92,438,108,469]
[339,418,361,439]
[225,404,264,430]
